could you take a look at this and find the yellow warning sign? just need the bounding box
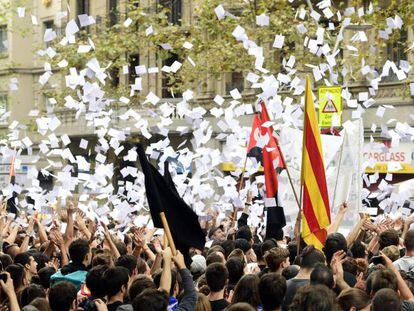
[318,86,342,127]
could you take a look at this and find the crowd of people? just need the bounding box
[0,199,414,311]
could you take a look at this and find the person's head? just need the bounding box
[190,254,207,280]
[103,266,130,299]
[226,257,245,286]
[85,265,108,298]
[0,253,13,269]
[136,257,150,275]
[6,263,26,291]
[205,262,228,293]
[323,233,347,264]
[281,265,300,280]
[48,281,77,311]
[378,230,399,250]
[228,248,245,263]
[129,275,156,301]
[350,240,367,259]
[206,252,225,266]
[404,229,414,252]
[226,303,256,311]
[68,239,91,266]
[32,252,51,271]
[20,284,46,307]
[367,269,398,296]
[337,288,371,311]
[236,226,253,242]
[381,245,400,262]
[116,254,138,277]
[371,288,401,311]
[264,247,290,273]
[261,239,278,256]
[259,273,286,311]
[234,239,251,254]
[15,252,38,276]
[92,252,113,267]
[195,292,212,311]
[300,245,325,269]
[289,284,338,311]
[221,239,236,259]
[232,274,261,308]
[132,288,169,311]
[29,297,51,311]
[209,225,226,242]
[310,263,334,288]
[3,243,20,258]
[36,267,56,289]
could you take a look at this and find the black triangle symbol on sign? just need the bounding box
[322,99,338,113]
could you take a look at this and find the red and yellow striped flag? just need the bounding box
[301,76,331,250]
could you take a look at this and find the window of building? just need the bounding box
[226,72,244,94]
[109,67,120,87]
[0,93,7,116]
[157,0,182,25]
[162,54,182,98]
[108,0,118,26]
[77,0,90,15]
[128,54,140,85]
[384,28,407,81]
[43,20,54,48]
[0,25,7,54]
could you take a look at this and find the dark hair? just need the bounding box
[236,226,252,241]
[290,284,338,311]
[132,288,169,311]
[68,239,90,264]
[226,302,255,311]
[32,252,51,270]
[372,288,401,311]
[103,266,130,298]
[310,263,334,288]
[116,254,138,276]
[323,233,347,264]
[6,264,25,290]
[48,281,77,311]
[232,274,261,308]
[206,252,224,266]
[37,267,56,289]
[92,252,112,267]
[261,239,278,255]
[264,247,289,272]
[20,284,46,307]
[129,275,156,301]
[350,240,366,259]
[0,254,13,269]
[226,257,245,286]
[221,240,236,259]
[234,239,251,253]
[86,265,108,298]
[368,269,398,294]
[281,265,299,280]
[300,246,325,269]
[378,230,399,250]
[343,257,358,276]
[259,273,286,311]
[113,239,127,256]
[404,230,414,252]
[14,252,31,267]
[205,262,228,292]
[337,288,370,311]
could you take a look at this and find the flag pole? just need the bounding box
[159,212,177,255]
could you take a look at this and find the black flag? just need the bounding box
[137,144,205,261]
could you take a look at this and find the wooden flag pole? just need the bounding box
[159,212,177,256]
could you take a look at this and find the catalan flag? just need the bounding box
[301,76,331,250]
